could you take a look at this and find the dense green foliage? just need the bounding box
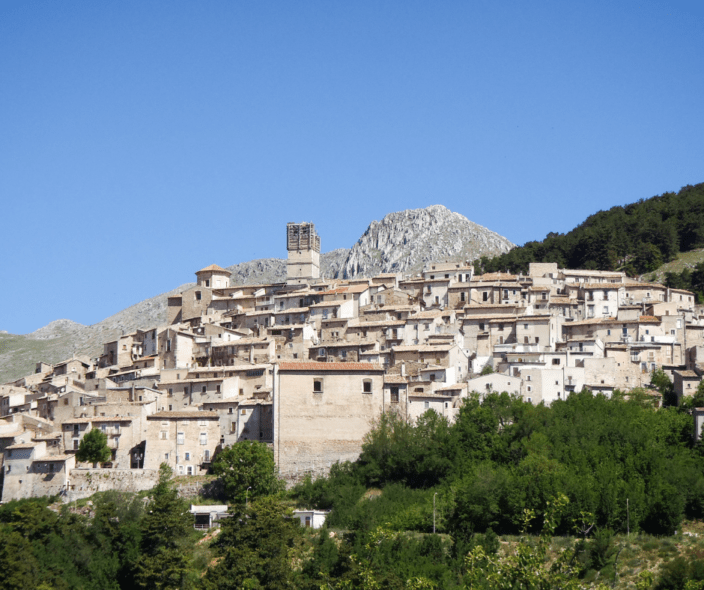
[475,183,704,276]
[292,392,703,538]
[75,428,112,465]
[211,441,284,504]
[4,393,704,589]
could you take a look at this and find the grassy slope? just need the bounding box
[644,249,704,284]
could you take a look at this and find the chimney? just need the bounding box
[400,363,406,377]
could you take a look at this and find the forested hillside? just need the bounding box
[476,183,704,279]
[7,391,704,589]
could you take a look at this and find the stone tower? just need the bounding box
[286,222,321,285]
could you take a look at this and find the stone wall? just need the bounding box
[65,468,159,502]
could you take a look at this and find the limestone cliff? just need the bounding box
[340,205,513,278]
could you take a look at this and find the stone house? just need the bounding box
[61,416,140,468]
[159,328,196,370]
[144,411,220,475]
[2,441,75,502]
[274,362,385,482]
[674,370,701,404]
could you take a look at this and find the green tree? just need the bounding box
[202,497,302,590]
[75,428,112,466]
[134,464,193,590]
[211,441,284,504]
[0,528,41,590]
[651,368,677,407]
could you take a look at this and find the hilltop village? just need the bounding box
[2,222,704,502]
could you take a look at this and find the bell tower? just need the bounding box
[286,222,321,285]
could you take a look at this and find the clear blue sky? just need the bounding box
[1,1,703,334]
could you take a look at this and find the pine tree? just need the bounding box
[134,464,193,590]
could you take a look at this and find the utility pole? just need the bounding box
[627,498,630,538]
[433,492,437,534]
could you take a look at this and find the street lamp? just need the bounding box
[246,486,252,507]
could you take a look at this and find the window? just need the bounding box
[527,385,532,392]
[313,379,323,393]
[424,401,430,409]
[195,291,201,301]
[160,431,168,440]
[460,292,466,302]
[204,450,210,462]
[390,387,399,403]
[552,358,560,365]
[73,440,79,450]
[168,388,173,396]
[177,432,184,445]
[187,466,194,475]
[241,409,246,415]
[200,433,207,446]
[363,379,372,393]
[482,292,488,301]
[228,407,233,414]
[185,452,190,461]
[205,279,210,287]
[202,385,207,393]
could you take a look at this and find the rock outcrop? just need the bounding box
[340,205,513,278]
[226,205,514,285]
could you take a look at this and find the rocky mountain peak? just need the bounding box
[340,205,514,278]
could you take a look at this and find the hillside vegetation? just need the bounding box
[476,183,704,279]
[4,390,704,589]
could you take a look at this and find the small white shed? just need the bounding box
[293,509,329,529]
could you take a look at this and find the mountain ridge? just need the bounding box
[0,205,512,383]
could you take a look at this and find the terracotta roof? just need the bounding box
[323,285,370,295]
[409,310,448,320]
[356,320,405,328]
[196,264,230,274]
[63,416,134,424]
[148,411,219,419]
[277,361,384,372]
[316,339,377,348]
[623,282,666,289]
[550,297,574,304]
[384,376,408,384]
[563,269,623,277]
[472,273,518,281]
[392,344,454,352]
[583,283,621,289]
[435,383,468,392]
[675,369,699,378]
[34,455,73,462]
[639,316,661,323]
[6,443,36,450]
[408,391,453,399]
[273,307,310,315]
